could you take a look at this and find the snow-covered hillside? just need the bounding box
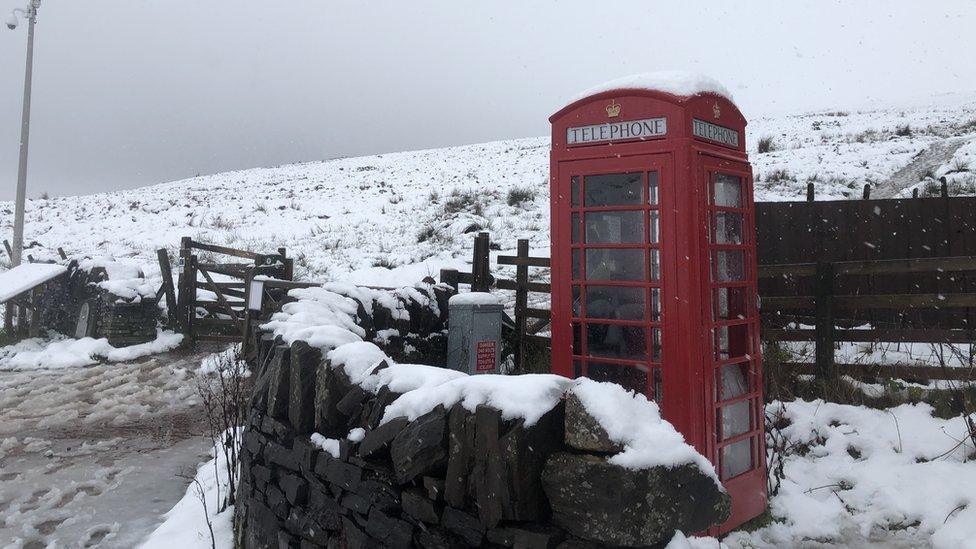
[2,93,974,288]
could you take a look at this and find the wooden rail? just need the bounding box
[762,256,976,384]
[445,231,976,384]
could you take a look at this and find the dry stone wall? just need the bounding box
[236,286,730,549]
[37,261,159,345]
[96,288,160,346]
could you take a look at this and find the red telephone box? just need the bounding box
[549,76,766,532]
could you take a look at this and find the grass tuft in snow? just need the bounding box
[443,189,484,216]
[506,186,537,207]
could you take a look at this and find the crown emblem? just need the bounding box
[606,100,621,118]
[712,102,722,119]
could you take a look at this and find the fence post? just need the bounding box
[177,237,194,343]
[814,261,835,387]
[2,237,12,333]
[439,269,460,293]
[514,239,530,372]
[186,253,197,346]
[471,232,491,292]
[862,183,871,200]
[940,176,948,198]
[277,247,294,280]
[17,303,27,336]
[806,182,815,202]
[157,249,178,329]
[241,266,256,361]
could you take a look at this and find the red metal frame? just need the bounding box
[549,88,766,534]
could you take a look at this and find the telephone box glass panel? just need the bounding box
[712,212,744,244]
[586,249,645,281]
[585,286,645,320]
[721,439,753,479]
[713,250,746,281]
[718,401,752,440]
[713,174,742,207]
[584,172,644,206]
[585,211,644,243]
[588,362,647,394]
[714,287,748,320]
[587,324,648,360]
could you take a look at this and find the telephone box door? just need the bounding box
[699,155,767,531]
[552,154,680,415]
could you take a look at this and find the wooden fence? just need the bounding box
[761,257,976,382]
[440,232,553,372]
[443,231,976,383]
[757,191,976,329]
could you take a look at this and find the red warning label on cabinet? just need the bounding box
[475,340,496,372]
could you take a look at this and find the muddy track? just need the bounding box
[0,348,222,548]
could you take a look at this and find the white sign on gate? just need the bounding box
[248,279,264,311]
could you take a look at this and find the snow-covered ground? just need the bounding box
[0,349,214,548]
[728,400,976,548]
[0,330,183,371]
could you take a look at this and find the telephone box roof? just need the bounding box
[555,71,735,119]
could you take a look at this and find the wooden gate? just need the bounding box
[174,237,293,344]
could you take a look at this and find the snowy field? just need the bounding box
[0,92,974,548]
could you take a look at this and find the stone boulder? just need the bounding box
[541,453,730,547]
[563,392,623,453]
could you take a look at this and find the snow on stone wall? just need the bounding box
[235,286,728,548]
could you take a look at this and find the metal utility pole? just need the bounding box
[7,0,40,267]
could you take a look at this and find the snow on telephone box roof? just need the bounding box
[563,70,735,108]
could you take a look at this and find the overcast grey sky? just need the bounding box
[0,0,973,200]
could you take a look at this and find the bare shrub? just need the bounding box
[195,347,250,512]
[177,470,216,549]
[930,343,976,459]
[416,225,437,243]
[765,402,790,496]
